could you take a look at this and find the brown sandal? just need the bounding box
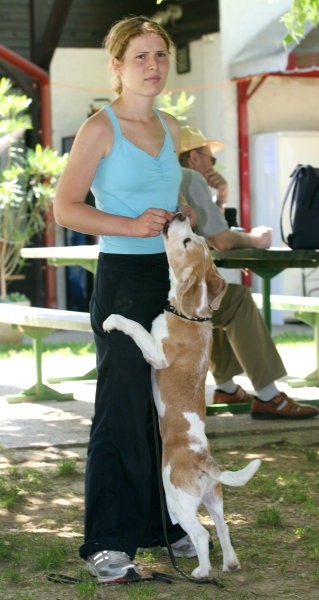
[213,385,254,404]
[251,392,319,419]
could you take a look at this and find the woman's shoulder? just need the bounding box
[83,108,112,134]
[76,108,114,156]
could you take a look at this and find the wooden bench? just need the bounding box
[2,298,318,411]
[0,303,93,403]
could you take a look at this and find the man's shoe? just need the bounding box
[251,392,319,419]
[163,534,198,558]
[213,385,254,404]
[87,550,141,584]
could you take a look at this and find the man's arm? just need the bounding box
[180,168,228,238]
[180,168,272,251]
[207,226,272,251]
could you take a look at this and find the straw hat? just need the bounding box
[180,126,224,155]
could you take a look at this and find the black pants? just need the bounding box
[79,253,185,560]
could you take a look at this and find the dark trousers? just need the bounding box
[79,253,185,560]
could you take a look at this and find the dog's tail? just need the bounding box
[217,459,261,487]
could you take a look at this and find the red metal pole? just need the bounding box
[237,80,251,287]
[237,80,251,232]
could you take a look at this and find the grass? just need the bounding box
[56,458,80,477]
[0,467,45,510]
[272,330,314,345]
[0,328,318,598]
[255,507,282,527]
[0,340,95,359]
[0,447,318,599]
[304,447,318,461]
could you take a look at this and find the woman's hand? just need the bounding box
[130,208,174,237]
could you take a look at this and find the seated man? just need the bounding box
[179,125,228,214]
[179,126,318,420]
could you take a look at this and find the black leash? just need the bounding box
[47,571,176,585]
[150,393,224,588]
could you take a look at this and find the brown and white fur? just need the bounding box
[103,213,261,579]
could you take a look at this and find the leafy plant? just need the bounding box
[158,90,196,121]
[281,0,319,46]
[0,77,68,300]
[0,291,28,303]
[0,77,32,134]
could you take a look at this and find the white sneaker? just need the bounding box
[87,550,141,584]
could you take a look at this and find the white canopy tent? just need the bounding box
[229,16,319,234]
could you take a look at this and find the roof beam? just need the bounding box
[30,0,74,70]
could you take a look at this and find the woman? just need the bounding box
[54,16,195,584]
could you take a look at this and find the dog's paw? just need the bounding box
[191,565,211,579]
[103,314,121,332]
[223,559,241,572]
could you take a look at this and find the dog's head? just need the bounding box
[163,213,226,319]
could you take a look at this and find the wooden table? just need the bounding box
[21,245,319,331]
[210,247,319,331]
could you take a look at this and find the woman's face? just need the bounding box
[114,33,170,98]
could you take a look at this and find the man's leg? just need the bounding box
[211,283,286,390]
[210,284,319,418]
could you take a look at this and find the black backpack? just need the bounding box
[280,164,319,249]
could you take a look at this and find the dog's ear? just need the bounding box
[178,266,197,296]
[207,265,227,311]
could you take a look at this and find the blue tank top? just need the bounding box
[91,104,181,254]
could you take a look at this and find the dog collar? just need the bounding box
[165,303,211,322]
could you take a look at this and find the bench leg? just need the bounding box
[47,366,96,383]
[6,327,74,404]
[286,312,319,388]
[206,402,251,415]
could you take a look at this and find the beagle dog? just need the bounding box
[103,213,261,579]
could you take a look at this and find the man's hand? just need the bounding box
[205,168,228,192]
[250,226,272,249]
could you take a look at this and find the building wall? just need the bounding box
[50,0,319,219]
[249,76,319,133]
[50,48,112,152]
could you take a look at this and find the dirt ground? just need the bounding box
[1,442,318,600]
